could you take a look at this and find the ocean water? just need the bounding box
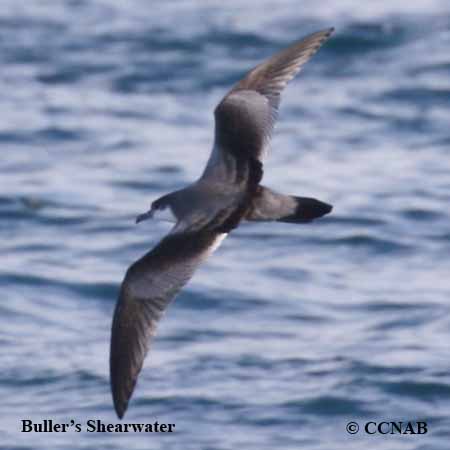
[1,1,450,449]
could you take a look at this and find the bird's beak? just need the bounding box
[135,209,154,224]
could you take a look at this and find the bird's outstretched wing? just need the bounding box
[202,28,334,183]
[110,230,226,418]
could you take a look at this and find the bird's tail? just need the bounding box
[277,196,332,223]
[246,186,332,224]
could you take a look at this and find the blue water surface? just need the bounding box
[1,1,450,449]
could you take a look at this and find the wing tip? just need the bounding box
[315,27,335,43]
[319,26,335,36]
[310,27,335,43]
[111,376,129,419]
[113,397,127,420]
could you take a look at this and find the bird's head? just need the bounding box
[135,194,177,224]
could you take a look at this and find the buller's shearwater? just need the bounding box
[110,28,334,419]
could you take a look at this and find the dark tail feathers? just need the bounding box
[277,197,333,224]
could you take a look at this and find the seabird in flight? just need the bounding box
[110,27,334,419]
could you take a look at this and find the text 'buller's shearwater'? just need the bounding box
[110,28,335,419]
